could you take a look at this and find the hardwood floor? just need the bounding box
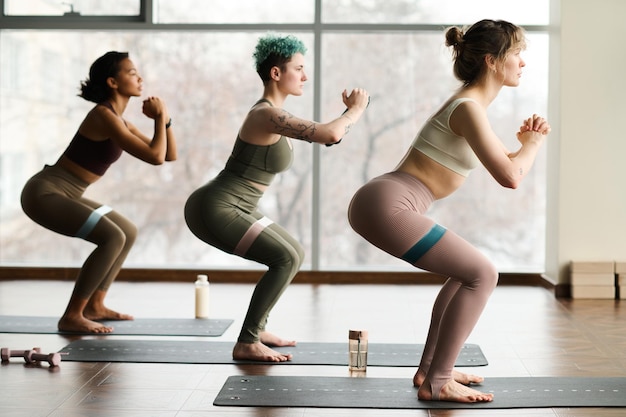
[0,279,624,416]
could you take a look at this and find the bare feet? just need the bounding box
[58,316,114,334]
[259,331,296,347]
[413,369,484,387]
[418,379,494,403]
[232,341,292,362]
[84,306,133,321]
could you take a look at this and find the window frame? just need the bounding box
[0,0,552,271]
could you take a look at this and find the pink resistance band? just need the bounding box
[234,216,274,256]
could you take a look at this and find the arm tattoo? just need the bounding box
[269,110,317,142]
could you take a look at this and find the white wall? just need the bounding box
[545,0,626,284]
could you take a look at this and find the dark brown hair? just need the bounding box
[445,19,526,86]
[79,51,129,103]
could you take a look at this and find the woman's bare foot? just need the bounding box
[84,306,133,321]
[413,369,484,387]
[58,316,114,334]
[233,341,292,362]
[418,379,494,403]
[259,331,296,347]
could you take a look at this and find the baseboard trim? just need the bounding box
[0,266,553,288]
[555,283,571,298]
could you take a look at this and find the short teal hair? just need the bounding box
[253,34,307,83]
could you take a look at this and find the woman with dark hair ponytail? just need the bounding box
[348,20,550,403]
[21,51,178,334]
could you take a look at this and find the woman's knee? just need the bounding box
[486,262,499,288]
[271,243,304,274]
[294,243,305,268]
[123,221,138,247]
[474,260,499,292]
[91,219,135,252]
[103,226,127,250]
[108,213,137,248]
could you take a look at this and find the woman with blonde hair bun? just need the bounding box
[348,19,550,403]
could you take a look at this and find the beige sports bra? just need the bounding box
[411,98,480,177]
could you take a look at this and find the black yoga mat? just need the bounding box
[0,315,233,337]
[214,375,626,409]
[59,339,487,366]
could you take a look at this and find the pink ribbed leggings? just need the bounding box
[348,171,498,399]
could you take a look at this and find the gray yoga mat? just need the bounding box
[59,339,487,367]
[214,375,626,409]
[0,315,233,337]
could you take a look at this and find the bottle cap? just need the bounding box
[197,274,208,282]
[348,330,368,340]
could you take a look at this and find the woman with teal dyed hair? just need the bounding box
[185,34,369,362]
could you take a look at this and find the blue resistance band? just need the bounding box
[401,224,446,264]
[75,205,112,239]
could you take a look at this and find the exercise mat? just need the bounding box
[0,315,233,337]
[59,339,487,366]
[214,375,626,409]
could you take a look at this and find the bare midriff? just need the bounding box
[242,179,268,193]
[55,156,102,185]
[394,148,467,200]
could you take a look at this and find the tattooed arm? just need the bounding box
[267,109,358,145]
[253,88,369,145]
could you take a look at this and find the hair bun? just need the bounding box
[445,26,464,48]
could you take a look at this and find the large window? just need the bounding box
[0,0,550,271]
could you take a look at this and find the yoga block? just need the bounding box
[570,273,615,286]
[571,285,615,299]
[570,261,615,274]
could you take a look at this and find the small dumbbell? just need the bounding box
[1,347,41,362]
[23,350,66,367]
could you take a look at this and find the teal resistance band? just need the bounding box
[75,205,112,239]
[401,224,446,264]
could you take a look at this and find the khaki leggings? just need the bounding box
[21,164,137,299]
[184,171,304,344]
[348,171,498,400]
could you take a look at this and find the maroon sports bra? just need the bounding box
[62,102,123,176]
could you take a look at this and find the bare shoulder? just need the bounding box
[80,104,125,140]
[449,99,489,138]
[239,105,285,144]
[83,103,119,126]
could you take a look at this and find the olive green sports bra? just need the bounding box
[224,99,294,186]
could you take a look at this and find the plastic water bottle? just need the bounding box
[194,274,210,319]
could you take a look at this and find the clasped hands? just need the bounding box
[518,114,551,135]
[142,96,168,121]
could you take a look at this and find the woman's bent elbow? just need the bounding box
[496,174,520,189]
[147,155,166,165]
[327,135,343,145]
[501,179,520,189]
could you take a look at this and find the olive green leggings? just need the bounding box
[21,164,137,299]
[184,171,304,343]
